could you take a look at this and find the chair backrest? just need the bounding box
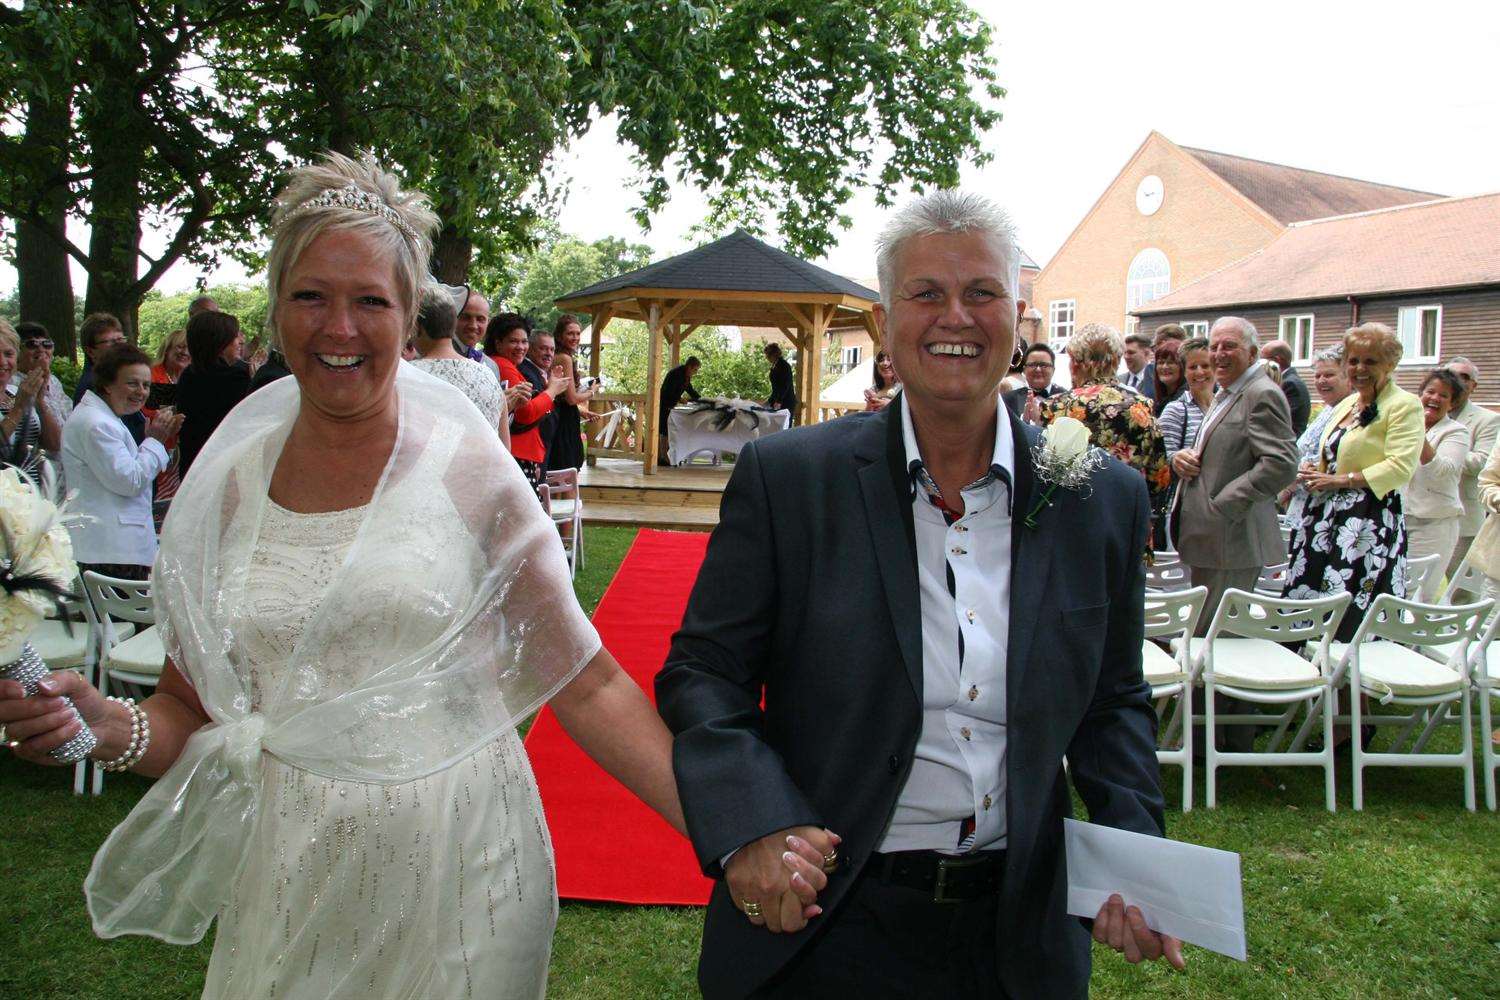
[1144,586,1207,642]
[1204,588,1351,651]
[1145,559,1191,592]
[1348,594,1492,656]
[1254,561,1291,596]
[545,468,579,501]
[1439,555,1488,605]
[536,482,552,515]
[81,571,155,628]
[1404,552,1443,597]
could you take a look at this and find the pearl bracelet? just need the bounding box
[98,696,151,772]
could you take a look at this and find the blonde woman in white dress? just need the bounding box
[0,153,832,999]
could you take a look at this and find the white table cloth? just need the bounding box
[666,400,791,465]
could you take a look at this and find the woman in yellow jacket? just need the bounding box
[1284,323,1424,641]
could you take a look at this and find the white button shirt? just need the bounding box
[878,393,1013,855]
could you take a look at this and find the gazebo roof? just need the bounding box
[559,229,880,304]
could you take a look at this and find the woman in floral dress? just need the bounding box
[1283,323,1423,641]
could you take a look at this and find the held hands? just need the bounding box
[727,826,841,933]
[1093,893,1187,970]
[147,406,186,444]
[0,670,118,766]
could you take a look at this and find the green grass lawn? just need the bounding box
[3,523,1498,998]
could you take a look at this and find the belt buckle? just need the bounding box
[934,858,959,904]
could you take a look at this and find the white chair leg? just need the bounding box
[1205,678,1218,809]
[1323,689,1337,813]
[1181,684,1193,813]
[91,666,107,796]
[1482,689,1496,811]
[1461,686,1476,812]
[1352,685,1365,811]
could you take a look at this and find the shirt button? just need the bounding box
[965,609,976,624]
[960,727,972,741]
[983,794,993,810]
[968,685,979,701]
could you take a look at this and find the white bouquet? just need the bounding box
[0,467,94,762]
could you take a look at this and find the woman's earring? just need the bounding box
[1011,347,1025,369]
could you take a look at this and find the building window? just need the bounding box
[1278,315,1315,363]
[1125,317,1139,337]
[1126,248,1171,315]
[1397,305,1442,362]
[840,344,862,370]
[1181,321,1209,337]
[1049,299,1076,343]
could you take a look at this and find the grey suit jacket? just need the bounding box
[1452,401,1500,536]
[1176,366,1298,569]
[656,398,1163,1000]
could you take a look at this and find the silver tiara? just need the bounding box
[279,183,420,243]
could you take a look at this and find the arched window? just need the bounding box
[1126,248,1171,315]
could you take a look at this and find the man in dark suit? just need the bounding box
[1259,339,1310,435]
[1120,332,1156,401]
[658,192,1182,999]
[764,342,798,424]
[1003,341,1063,423]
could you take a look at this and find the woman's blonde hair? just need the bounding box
[0,318,17,355]
[1067,322,1124,380]
[156,327,188,366]
[1343,322,1403,372]
[264,152,439,347]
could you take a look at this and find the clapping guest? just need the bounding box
[863,349,900,412]
[1002,342,1061,423]
[1284,323,1423,640]
[409,284,509,449]
[11,322,69,471]
[144,327,191,511]
[1401,369,1471,601]
[548,313,597,472]
[1,321,62,476]
[175,310,252,475]
[1279,345,1351,523]
[1158,338,1214,547]
[61,343,183,580]
[489,312,567,495]
[1040,323,1170,514]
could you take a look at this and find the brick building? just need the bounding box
[1134,193,1500,403]
[1031,132,1438,344]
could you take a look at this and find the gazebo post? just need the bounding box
[806,304,829,423]
[669,323,681,368]
[643,300,664,475]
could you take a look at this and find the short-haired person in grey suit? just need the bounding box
[1172,317,1299,621]
[657,192,1183,999]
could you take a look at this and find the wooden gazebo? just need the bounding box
[555,229,881,474]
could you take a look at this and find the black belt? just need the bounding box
[868,849,1006,903]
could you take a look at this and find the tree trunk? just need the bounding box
[432,223,473,284]
[80,51,146,341]
[13,42,76,356]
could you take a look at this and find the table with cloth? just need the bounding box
[666,398,790,465]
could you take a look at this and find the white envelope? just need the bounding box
[1064,818,1247,961]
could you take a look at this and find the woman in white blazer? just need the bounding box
[1402,369,1472,601]
[61,343,185,579]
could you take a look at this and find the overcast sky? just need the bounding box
[6,0,1498,297]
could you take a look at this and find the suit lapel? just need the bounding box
[1196,369,1258,453]
[1005,414,1054,717]
[855,398,923,701]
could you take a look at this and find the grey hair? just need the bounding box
[1068,322,1124,376]
[265,151,439,348]
[1447,355,1479,377]
[875,191,1019,308]
[1210,315,1260,351]
[1313,343,1345,365]
[527,326,553,347]
[415,282,458,341]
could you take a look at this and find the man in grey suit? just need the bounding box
[1444,356,1500,592]
[657,192,1182,999]
[1173,317,1299,622]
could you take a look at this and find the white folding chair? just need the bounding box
[545,468,585,576]
[32,576,101,795]
[1331,595,1490,811]
[1468,611,1500,810]
[1254,561,1291,596]
[81,572,161,794]
[1144,586,1207,811]
[1145,553,1191,593]
[1190,588,1352,811]
[1403,552,1443,601]
[1438,555,1489,606]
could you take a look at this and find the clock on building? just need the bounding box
[1135,175,1164,216]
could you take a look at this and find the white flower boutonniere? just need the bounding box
[1024,417,1105,530]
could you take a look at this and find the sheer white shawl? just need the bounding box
[84,364,600,943]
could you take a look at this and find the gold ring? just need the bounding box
[742,900,762,919]
[821,848,840,873]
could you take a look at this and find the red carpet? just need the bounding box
[526,528,715,905]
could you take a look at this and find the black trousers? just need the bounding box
[753,868,1008,999]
